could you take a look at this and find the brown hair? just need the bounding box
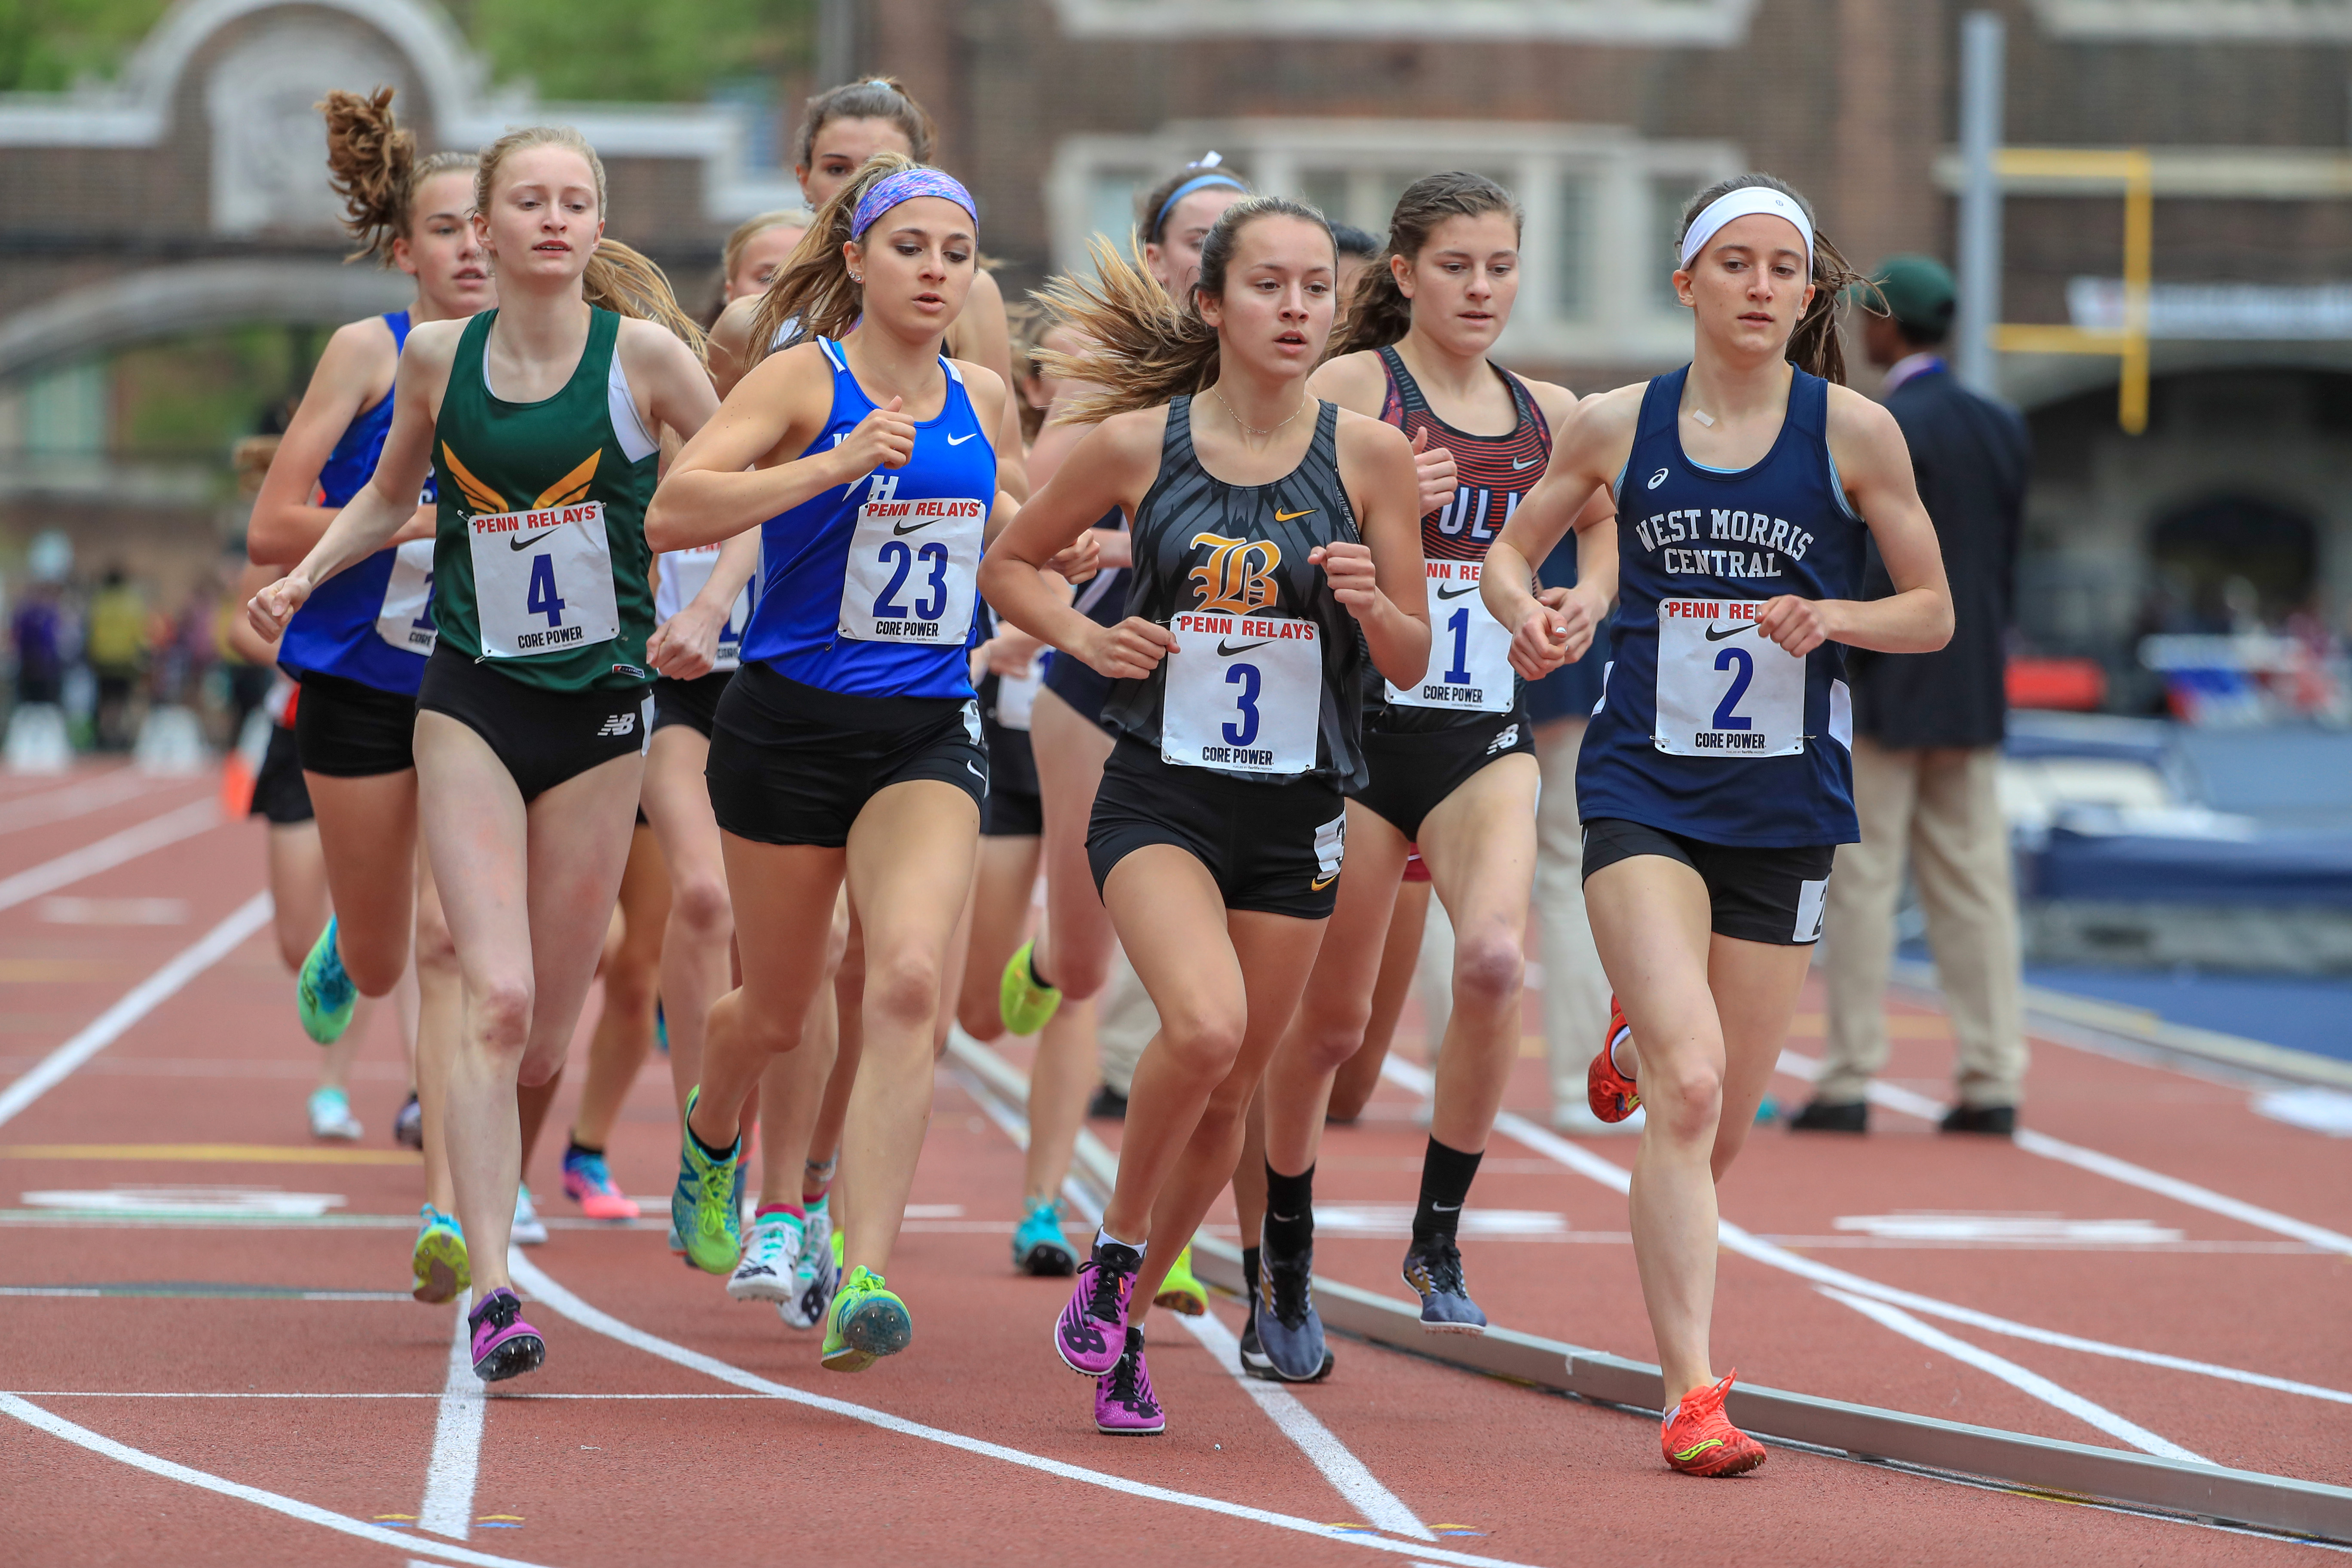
[1675,173,1862,385]
[750,152,956,359]
[793,77,936,171]
[474,126,705,353]
[1136,159,1254,249]
[318,87,476,266]
[1039,195,1334,422]
[1332,171,1522,358]
[1004,298,1050,443]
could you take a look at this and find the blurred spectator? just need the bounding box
[12,580,65,706]
[85,565,147,750]
[1803,255,2031,1137]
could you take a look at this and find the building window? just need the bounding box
[2029,0,2352,40]
[1048,121,1741,366]
[1047,0,1762,45]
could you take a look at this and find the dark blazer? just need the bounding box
[1849,362,2030,750]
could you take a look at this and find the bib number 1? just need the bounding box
[373,537,438,656]
[467,502,619,658]
[1653,597,1805,757]
[1161,611,1320,775]
[1387,559,1511,711]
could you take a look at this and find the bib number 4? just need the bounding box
[1653,597,1805,757]
[1161,611,1320,775]
[467,502,619,658]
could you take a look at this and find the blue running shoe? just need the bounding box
[1253,1227,1327,1382]
[1401,1234,1488,1335]
[669,1088,741,1276]
[1013,1196,1077,1276]
[296,917,356,1045]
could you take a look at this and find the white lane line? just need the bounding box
[1379,1059,2336,1417]
[1776,1047,2352,1257]
[0,769,165,836]
[0,890,271,1132]
[5,1390,791,1400]
[508,1255,1533,1568]
[418,1293,485,1540]
[0,797,221,915]
[0,1393,559,1568]
[1818,1288,2207,1462]
[948,1062,1434,1540]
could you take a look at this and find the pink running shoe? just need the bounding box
[1095,1327,1164,1434]
[562,1147,641,1222]
[1056,1237,1140,1377]
[468,1286,544,1382]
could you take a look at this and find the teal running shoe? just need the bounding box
[1012,1195,1077,1277]
[296,917,356,1045]
[821,1265,911,1372]
[668,1088,741,1276]
[998,941,1062,1036]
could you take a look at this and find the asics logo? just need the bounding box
[946,432,979,445]
[1435,582,1479,600]
[1647,468,1669,490]
[1703,622,1757,641]
[596,713,637,738]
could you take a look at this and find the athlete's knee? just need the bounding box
[412,903,459,978]
[1154,1002,1245,1083]
[669,873,732,943]
[341,930,408,1000]
[1651,1060,1724,1142]
[602,956,660,1019]
[1449,930,1526,1017]
[1293,1005,1372,1075]
[863,947,944,1031]
[469,976,535,1053]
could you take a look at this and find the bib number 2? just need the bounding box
[1161,611,1320,775]
[1653,597,1804,757]
[468,502,619,658]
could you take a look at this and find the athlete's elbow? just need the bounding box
[643,487,693,553]
[1920,593,1955,652]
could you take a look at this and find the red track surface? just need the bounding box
[1,763,2345,1565]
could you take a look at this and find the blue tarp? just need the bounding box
[2027,826,2352,909]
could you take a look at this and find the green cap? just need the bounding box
[1850,254,1956,337]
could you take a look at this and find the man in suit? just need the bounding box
[1796,256,2033,1136]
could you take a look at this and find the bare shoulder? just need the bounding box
[964,267,1006,311]
[322,314,398,369]
[1334,403,1412,459]
[708,295,759,354]
[1090,404,1172,465]
[395,318,465,384]
[1307,349,1387,415]
[1824,381,1901,443]
[616,316,701,367]
[950,357,1008,420]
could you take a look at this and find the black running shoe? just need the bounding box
[1401,1234,1488,1335]
[1788,1099,1868,1133]
[1941,1103,2016,1136]
[392,1091,423,1150]
[1087,1084,1128,1120]
[1237,1312,1333,1382]
[1253,1225,1327,1381]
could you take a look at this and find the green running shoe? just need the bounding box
[822,1265,911,1372]
[668,1088,742,1276]
[998,941,1062,1037]
[296,917,357,1045]
[831,1227,844,1271]
[1154,1242,1208,1317]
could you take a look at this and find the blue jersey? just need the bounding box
[1576,365,1864,847]
[277,311,439,694]
[741,338,997,699]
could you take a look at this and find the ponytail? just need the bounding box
[1331,171,1521,359]
[749,151,916,360]
[1675,173,1864,385]
[319,87,474,266]
[585,239,706,355]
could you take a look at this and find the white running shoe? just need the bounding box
[781,1200,837,1331]
[727,1212,801,1303]
[306,1086,362,1142]
[511,1182,549,1246]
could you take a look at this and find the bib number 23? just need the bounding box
[468,502,619,658]
[839,497,985,644]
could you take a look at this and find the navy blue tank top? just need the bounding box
[277,311,439,694]
[741,338,997,699]
[1576,366,1862,847]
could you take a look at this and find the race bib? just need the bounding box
[838,496,985,645]
[659,545,753,672]
[995,654,1045,732]
[1387,558,1511,712]
[468,502,619,659]
[1654,597,1804,757]
[1161,611,1320,775]
[373,537,438,656]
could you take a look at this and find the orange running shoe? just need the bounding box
[1661,1371,1768,1476]
[1587,995,1640,1123]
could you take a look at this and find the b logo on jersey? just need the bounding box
[443,444,600,516]
[1188,532,1283,613]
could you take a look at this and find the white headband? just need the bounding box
[1678,187,1813,271]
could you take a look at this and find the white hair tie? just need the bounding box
[1678,188,1813,272]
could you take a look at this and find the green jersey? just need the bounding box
[430,307,657,693]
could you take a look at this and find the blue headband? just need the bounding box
[1154,172,1247,234]
[850,167,977,240]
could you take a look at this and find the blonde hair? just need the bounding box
[748,152,922,361]
[474,125,705,353]
[318,87,475,266]
[722,208,816,281]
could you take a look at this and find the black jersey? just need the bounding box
[1099,396,1372,790]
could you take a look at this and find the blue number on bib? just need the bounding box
[526,556,567,627]
[1712,646,1754,731]
[914,541,949,621]
[1224,662,1262,746]
[1442,606,1473,685]
[412,573,436,631]
[875,539,913,619]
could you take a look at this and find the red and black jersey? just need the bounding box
[1376,344,1553,563]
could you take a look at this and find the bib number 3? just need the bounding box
[373,537,438,656]
[1387,559,1511,712]
[1161,611,1320,775]
[1653,597,1805,757]
[468,502,619,658]
[839,498,985,644]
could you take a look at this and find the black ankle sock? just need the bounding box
[1242,1245,1260,1301]
[1262,1162,1315,1256]
[687,1120,736,1164]
[1412,1136,1483,1247]
[566,1135,603,1160]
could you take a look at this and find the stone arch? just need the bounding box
[0,261,411,385]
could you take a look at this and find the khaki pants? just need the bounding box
[1533,718,1614,1112]
[1819,737,2027,1108]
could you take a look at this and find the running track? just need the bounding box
[0,763,2344,1565]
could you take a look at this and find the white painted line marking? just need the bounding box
[0,1392,559,1568]
[0,769,165,836]
[19,1187,346,1217]
[2254,1088,2352,1137]
[1379,1057,2352,1409]
[0,797,220,914]
[5,1389,794,1400]
[0,890,271,1131]
[1777,1047,2352,1257]
[1831,1213,2181,1244]
[1819,1287,2207,1462]
[419,1293,485,1540]
[509,1255,1522,1568]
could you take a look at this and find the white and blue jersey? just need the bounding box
[740,338,996,699]
[1576,365,1863,847]
[276,311,438,694]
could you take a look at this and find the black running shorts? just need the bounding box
[706,662,986,848]
[415,644,649,803]
[1580,816,1834,946]
[1042,649,1115,729]
[249,723,314,825]
[1352,707,1534,841]
[652,669,732,739]
[982,723,1041,838]
[1087,735,1346,920]
[293,670,416,778]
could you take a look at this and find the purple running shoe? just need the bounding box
[1094,1326,1164,1435]
[1054,1237,1140,1377]
[468,1286,545,1382]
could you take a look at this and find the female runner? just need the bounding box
[982,196,1426,1434]
[993,157,1254,1299]
[651,156,1041,1372]
[1484,174,1951,1473]
[246,89,481,1301]
[251,126,718,1381]
[1249,172,1600,1377]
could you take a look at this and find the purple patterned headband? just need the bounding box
[850,168,977,240]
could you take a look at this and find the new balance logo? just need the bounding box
[596,713,637,738]
[1485,723,1520,755]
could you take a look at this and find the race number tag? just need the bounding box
[1387,558,1511,712]
[1653,597,1804,757]
[373,537,438,656]
[995,653,1045,732]
[1161,611,1320,775]
[468,502,620,658]
[660,544,754,671]
[838,497,985,645]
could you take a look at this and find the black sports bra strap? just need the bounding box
[1163,393,1196,465]
[1376,345,1424,416]
[1310,398,1341,465]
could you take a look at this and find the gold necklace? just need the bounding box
[1211,388,1307,439]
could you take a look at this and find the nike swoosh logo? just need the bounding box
[1217,638,1272,656]
[1432,1202,1462,1212]
[946,432,978,445]
[1310,873,1337,891]
[509,526,564,551]
[1435,583,1479,600]
[966,761,984,779]
[1703,622,1757,641]
[1274,508,1313,522]
[893,519,938,536]
[1512,457,1540,470]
